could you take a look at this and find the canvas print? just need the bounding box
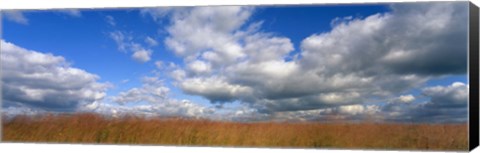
[1,1,472,151]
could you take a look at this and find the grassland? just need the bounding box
[1,113,468,151]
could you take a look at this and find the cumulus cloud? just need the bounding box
[112,77,169,104]
[82,99,214,119]
[421,82,468,108]
[412,82,468,122]
[1,40,110,112]
[267,104,381,122]
[143,2,468,122]
[4,3,467,123]
[382,82,468,123]
[301,3,467,76]
[132,49,152,62]
[391,94,415,104]
[186,60,212,75]
[106,76,214,118]
[247,91,365,114]
[179,76,253,103]
[162,6,253,63]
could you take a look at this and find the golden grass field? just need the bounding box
[1,113,468,151]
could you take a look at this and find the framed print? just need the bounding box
[1,1,479,152]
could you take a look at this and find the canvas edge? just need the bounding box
[469,1,479,151]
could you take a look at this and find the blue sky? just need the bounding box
[1,2,470,123]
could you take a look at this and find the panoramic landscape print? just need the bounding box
[1,1,470,151]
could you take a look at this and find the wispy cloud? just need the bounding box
[108,31,153,63]
[105,15,116,26]
[3,9,83,25]
[3,10,29,25]
[58,9,82,17]
[145,36,158,47]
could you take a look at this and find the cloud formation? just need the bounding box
[162,6,253,63]
[3,2,468,123]
[84,98,214,119]
[143,2,468,122]
[381,82,468,123]
[132,49,152,62]
[104,76,214,118]
[1,40,110,112]
[112,77,169,104]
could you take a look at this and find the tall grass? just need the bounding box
[2,113,468,151]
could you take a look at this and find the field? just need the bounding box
[1,113,468,151]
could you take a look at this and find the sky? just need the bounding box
[1,2,470,123]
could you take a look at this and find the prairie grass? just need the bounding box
[1,113,468,151]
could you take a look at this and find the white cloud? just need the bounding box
[109,31,154,63]
[267,104,381,122]
[105,76,214,118]
[158,6,253,64]
[5,4,468,123]
[381,82,468,123]
[301,2,467,76]
[109,31,129,51]
[391,94,415,103]
[132,49,152,63]
[82,99,214,119]
[170,69,186,81]
[226,60,299,84]
[179,76,253,103]
[140,8,175,23]
[1,40,110,112]
[3,10,29,25]
[421,82,468,107]
[186,60,211,75]
[112,76,169,104]
[132,3,470,122]
[242,33,294,63]
[337,104,368,115]
[146,3,467,122]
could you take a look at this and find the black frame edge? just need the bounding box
[469,1,480,152]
